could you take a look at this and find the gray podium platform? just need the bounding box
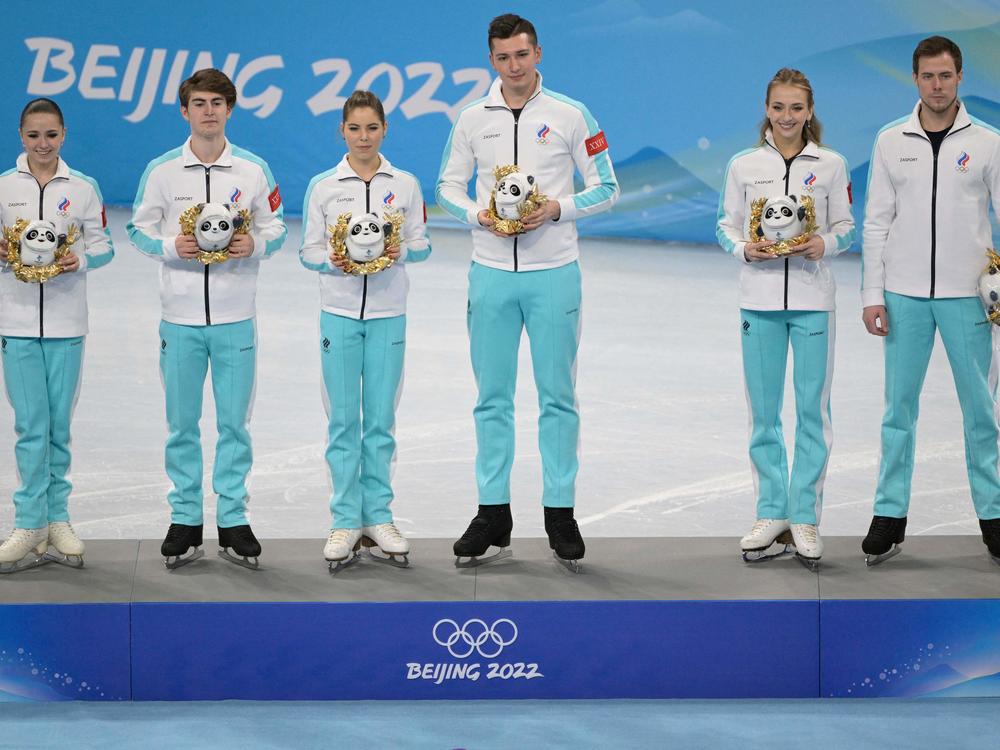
[1,537,996,702]
[1,536,996,605]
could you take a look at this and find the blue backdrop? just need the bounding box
[2,0,999,243]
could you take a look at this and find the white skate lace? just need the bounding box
[49,522,77,541]
[795,525,818,543]
[749,520,771,535]
[1,527,46,552]
[327,529,355,545]
[373,523,404,543]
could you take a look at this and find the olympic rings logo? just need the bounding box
[432,618,518,659]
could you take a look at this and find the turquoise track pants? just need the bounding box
[1,335,84,529]
[159,319,256,528]
[874,293,1000,520]
[320,312,405,529]
[467,261,582,508]
[741,309,835,525]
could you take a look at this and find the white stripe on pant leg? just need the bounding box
[0,339,24,490]
[742,376,761,505]
[388,345,405,484]
[990,326,1000,487]
[812,312,836,525]
[60,339,87,508]
[572,295,583,470]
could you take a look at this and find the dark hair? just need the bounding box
[20,98,64,129]
[912,35,962,74]
[342,90,385,124]
[758,67,823,146]
[179,68,237,109]
[488,13,538,50]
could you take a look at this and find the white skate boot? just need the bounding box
[0,527,50,573]
[361,522,410,568]
[790,523,823,571]
[324,528,362,575]
[740,519,793,563]
[46,522,85,568]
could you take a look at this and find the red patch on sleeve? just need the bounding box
[423,202,427,223]
[585,131,608,157]
[101,205,107,228]
[847,182,853,205]
[268,185,282,212]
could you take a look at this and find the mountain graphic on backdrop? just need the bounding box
[927,668,1000,698]
[582,146,720,243]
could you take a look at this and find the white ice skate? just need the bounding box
[45,522,85,568]
[361,522,410,568]
[790,523,823,571]
[740,519,793,563]
[324,528,363,575]
[0,527,50,573]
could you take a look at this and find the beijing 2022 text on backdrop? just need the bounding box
[2,0,999,245]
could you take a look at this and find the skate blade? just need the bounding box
[327,553,361,575]
[364,548,410,568]
[43,551,85,569]
[163,547,205,570]
[218,548,260,571]
[553,552,582,574]
[742,544,794,563]
[795,553,820,572]
[865,544,902,567]
[454,547,512,569]
[0,552,51,574]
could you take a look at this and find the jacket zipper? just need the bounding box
[512,109,521,272]
[930,146,938,298]
[360,179,371,320]
[919,122,969,299]
[782,155,796,311]
[203,168,213,324]
[38,183,47,337]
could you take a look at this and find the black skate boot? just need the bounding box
[161,523,204,570]
[862,515,906,567]
[544,507,585,574]
[453,504,513,568]
[980,519,1000,566]
[217,525,262,571]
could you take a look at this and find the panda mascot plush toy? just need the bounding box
[194,203,238,251]
[345,213,392,263]
[20,219,61,266]
[757,195,806,242]
[494,172,536,220]
[979,260,1000,322]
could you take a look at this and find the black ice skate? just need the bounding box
[453,504,513,568]
[862,515,906,567]
[161,523,205,570]
[217,525,262,571]
[544,507,585,574]
[980,519,1000,566]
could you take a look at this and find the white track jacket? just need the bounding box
[862,101,1000,307]
[0,155,114,337]
[717,133,856,311]
[299,155,430,320]
[436,74,619,272]
[127,138,286,326]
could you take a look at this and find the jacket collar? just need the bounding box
[333,154,394,181]
[182,137,233,168]
[16,153,70,180]
[485,72,543,109]
[763,130,820,159]
[902,99,971,136]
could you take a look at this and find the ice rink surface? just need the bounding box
[0,209,988,541]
